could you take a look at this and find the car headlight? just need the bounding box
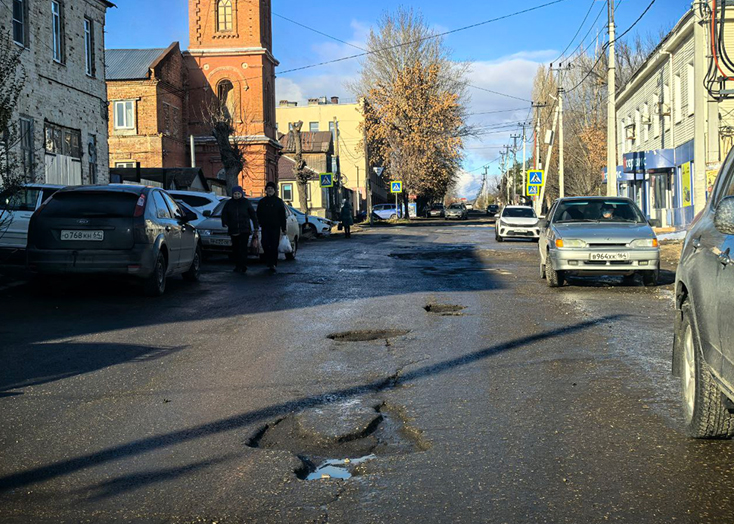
[555,238,587,248]
[200,229,212,236]
[630,238,659,248]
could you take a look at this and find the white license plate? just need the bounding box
[589,252,629,261]
[61,230,104,241]
[209,238,231,246]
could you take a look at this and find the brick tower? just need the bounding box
[185,0,279,195]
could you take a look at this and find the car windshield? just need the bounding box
[449,204,463,209]
[503,207,535,218]
[553,199,646,223]
[431,204,444,209]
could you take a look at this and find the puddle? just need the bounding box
[327,329,410,342]
[424,303,466,316]
[302,454,376,480]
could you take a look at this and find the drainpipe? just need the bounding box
[662,50,675,227]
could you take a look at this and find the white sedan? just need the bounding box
[289,206,334,237]
[495,206,541,242]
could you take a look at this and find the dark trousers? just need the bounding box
[261,228,280,268]
[231,233,249,270]
[344,225,351,238]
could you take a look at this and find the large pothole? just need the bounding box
[424,303,466,316]
[327,329,410,342]
[246,398,427,480]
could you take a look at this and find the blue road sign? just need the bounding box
[527,185,539,196]
[320,173,333,188]
[390,181,403,194]
[528,170,544,186]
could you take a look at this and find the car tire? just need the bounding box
[143,251,167,297]
[496,233,503,243]
[304,223,317,238]
[285,237,298,261]
[642,266,660,287]
[390,214,397,220]
[546,260,564,288]
[539,260,546,280]
[183,246,201,282]
[679,302,734,438]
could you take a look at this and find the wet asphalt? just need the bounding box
[1,215,734,523]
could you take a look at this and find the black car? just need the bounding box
[27,185,201,296]
[426,204,445,218]
[486,204,499,217]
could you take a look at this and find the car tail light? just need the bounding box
[133,193,146,217]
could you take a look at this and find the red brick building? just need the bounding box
[106,0,279,196]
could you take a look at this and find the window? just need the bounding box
[114,100,135,130]
[19,117,34,179]
[217,0,233,32]
[162,193,184,219]
[282,183,293,202]
[153,191,172,219]
[115,162,136,168]
[52,1,64,63]
[12,0,26,46]
[653,94,660,138]
[309,122,319,132]
[44,123,81,158]
[0,188,39,212]
[217,80,234,118]
[687,63,695,116]
[84,18,95,77]
[674,74,682,123]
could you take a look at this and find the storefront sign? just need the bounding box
[645,149,676,170]
[681,162,692,207]
[623,152,646,173]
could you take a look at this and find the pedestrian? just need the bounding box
[340,197,354,238]
[221,185,259,273]
[256,181,287,272]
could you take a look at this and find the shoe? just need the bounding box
[268,266,277,273]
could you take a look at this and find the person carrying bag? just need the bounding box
[256,181,287,273]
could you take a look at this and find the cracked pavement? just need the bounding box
[1,215,733,523]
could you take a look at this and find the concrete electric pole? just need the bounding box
[511,133,521,204]
[521,124,527,202]
[606,0,618,196]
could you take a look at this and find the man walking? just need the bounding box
[221,186,258,273]
[256,181,287,273]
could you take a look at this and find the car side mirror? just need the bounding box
[714,196,734,235]
[648,218,662,228]
[203,210,212,217]
[539,219,547,229]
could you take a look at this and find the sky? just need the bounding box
[105,0,691,198]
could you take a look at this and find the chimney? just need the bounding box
[279,100,290,107]
[331,96,339,104]
[308,98,319,105]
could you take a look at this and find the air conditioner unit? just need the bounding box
[641,114,652,125]
[658,103,671,117]
[625,125,636,140]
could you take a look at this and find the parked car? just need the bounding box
[0,184,65,250]
[426,204,445,218]
[465,203,474,211]
[27,185,201,296]
[538,196,659,288]
[445,203,468,220]
[373,203,402,220]
[672,148,734,438]
[289,206,334,237]
[176,200,207,228]
[495,205,540,242]
[167,190,224,216]
[486,204,499,217]
[197,197,300,259]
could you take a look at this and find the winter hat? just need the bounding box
[265,181,277,190]
[231,185,244,196]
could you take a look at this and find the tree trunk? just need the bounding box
[290,122,310,215]
[402,192,410,220]
[212,121,243,193]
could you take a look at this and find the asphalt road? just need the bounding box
[1,215,733,523]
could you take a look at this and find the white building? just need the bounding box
[2,0,114,186]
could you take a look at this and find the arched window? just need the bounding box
[217,80,235,119]
[217,0,232,32]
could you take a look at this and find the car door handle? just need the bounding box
[719,248,731,267]
[692,238,701,250]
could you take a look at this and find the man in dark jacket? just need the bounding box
[221,186,259,273]
[256,181,287,272]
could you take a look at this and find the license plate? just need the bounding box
[209,238,231,246]
[589,252,629,261]
[61,230,104,241]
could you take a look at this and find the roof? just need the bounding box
[278,155,319,181]
[105,48,168,80]
[278,131,333,154]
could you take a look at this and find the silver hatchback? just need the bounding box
[538,197,660,287]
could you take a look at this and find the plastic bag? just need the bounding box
[248,233,260,254]
[278,234,293,254]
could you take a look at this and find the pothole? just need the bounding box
[424,303,466,316]
[327,329,410,342]
[246,399,428,481]
[389,248,473,260]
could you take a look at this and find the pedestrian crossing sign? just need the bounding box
[528,170,544,186]
[527,185,539,196]
[391,181,403,194]
[320,173,333,188]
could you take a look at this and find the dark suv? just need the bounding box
[673,146,734,438]
[27,185,201,296]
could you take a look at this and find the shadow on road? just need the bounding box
[0,315,622,493]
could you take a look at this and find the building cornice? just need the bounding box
[184,48,279,66]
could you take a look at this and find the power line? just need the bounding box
[551,0,596,63]
[273,13,367,52]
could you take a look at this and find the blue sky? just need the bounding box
[106,0,691,197]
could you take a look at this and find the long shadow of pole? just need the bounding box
[0,314,623,492]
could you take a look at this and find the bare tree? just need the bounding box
[288,121,311,215]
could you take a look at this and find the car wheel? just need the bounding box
[285,237,298,260]
[304,223,317,238]
[144,251,167,296]
[546,261,564,288]
[622,274,637,286]
[183,246,201,282]
[642,266,660,287]
[539,260,546,280]
[679,302,734,438]
[496,233,503,242]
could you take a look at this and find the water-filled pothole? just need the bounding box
[327,330,410,342]
[424,304,466,316]
[301,454,376,480]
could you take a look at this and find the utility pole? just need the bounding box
[538,104,560,215]
[500,149,507,204]
[532,102,547,171]
[550,63,572,198]
[511,134,520,204]
[333,117,341,214]
[606,0,618,196]
[363,128,373,225]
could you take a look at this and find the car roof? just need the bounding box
[557,196,633,202]
[167,190,219,198]
[56,184,152,195]
[504,205,533,209]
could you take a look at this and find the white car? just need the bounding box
[167,190,224,216]
[0,184,65,250]
[495,205,540,242]
[289,206,334,237]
